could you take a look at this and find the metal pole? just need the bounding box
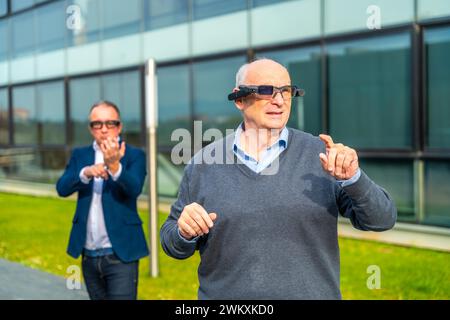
[145,59,159,277]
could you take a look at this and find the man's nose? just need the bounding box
[101,125,108,133]
[272,91,285,106]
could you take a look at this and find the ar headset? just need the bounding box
[228,85,305,101]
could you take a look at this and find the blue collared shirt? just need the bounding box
[232,124,360,186]
[233,123,289,174]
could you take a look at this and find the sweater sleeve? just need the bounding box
[336,169,397,231]
[160,164,198,259]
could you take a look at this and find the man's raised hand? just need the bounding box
[319,134,359,180]
[100,137,126,174]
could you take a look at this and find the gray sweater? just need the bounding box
[160,128,397,300]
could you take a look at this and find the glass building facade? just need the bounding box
[0,0,449,228]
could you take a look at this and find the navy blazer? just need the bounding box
[56,143,149,263]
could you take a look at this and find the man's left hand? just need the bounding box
[100,137,126,174]
[319,134,359,180]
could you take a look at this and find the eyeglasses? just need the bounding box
[89,120,121,130]
[228,85,305,101]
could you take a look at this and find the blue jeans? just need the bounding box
[82,253,139,300]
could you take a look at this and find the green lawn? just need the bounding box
[0,192,448,300]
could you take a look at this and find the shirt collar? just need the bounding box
[278,126,288,148]
[93,141,100,152]
[233,123,289,153]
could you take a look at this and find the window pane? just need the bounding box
[101,0,141,40]
[70,76,101,146]
[257,47,322,135]
[251,0,320,47]
[0,147,68,183]
[425,26,450,149]
[37,81,65,145]
[13,85,37,145]
[36,148,69,183]
[193,0,246,20]
[0,88,8,144]
[12,82,65,146]
[0,20,7,61]
[11,0,34,12]
[102,71,142,147]
[424,161,450,227]
[69,0,101,45]
[142,152,185,197]
[324,0,414,35]
[11,11,35,58]
[0,0,7,16]
[193,56,246,134]
[145,0,187,30]
[359,159,415,221]
[157,64,190,147]
[418,0,450,21]
[145,0,188,30]
[157,153,184,197]
[252,0,291,7]
[36,0,66,52]
[328,34,412,149]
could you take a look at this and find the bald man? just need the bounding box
[160,59,397,300]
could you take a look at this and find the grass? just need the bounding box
[0,192,449,300]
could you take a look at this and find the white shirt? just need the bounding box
[79,141,122,251]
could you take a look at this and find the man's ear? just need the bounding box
[234,99,246,111]
[232,88,245,111]
[87,122,94,136]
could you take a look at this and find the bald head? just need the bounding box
[232,58,293,132]
[235,59,290,87]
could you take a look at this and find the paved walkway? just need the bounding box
[0,259,88,300]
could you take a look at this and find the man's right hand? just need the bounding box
[178,202,217,240]
[83,163,109,180]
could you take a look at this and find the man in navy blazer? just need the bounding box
[56,101,149,300]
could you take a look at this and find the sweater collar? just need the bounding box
[233,123,289,154]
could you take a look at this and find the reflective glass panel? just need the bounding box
[425,26,450,149]
[327,34,412,149]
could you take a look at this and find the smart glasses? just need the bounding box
[228,85,305,101]
[89,120,121,129]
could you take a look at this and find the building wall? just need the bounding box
[0,0,450,228]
